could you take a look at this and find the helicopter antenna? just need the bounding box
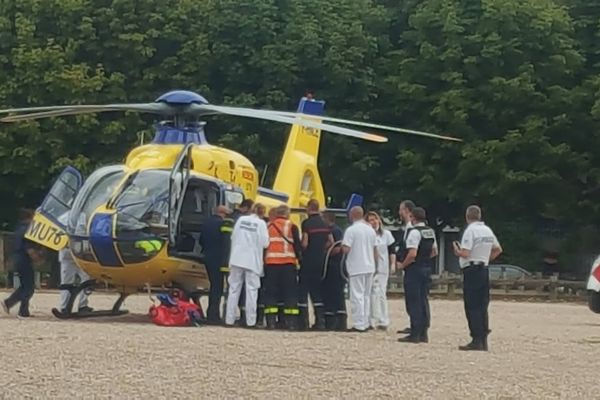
[260,165,269,186]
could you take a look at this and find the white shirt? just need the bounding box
[375,229,395,275]
[229,214,269,275]
[459,221,500,268]
[405,223,438,251]
[342,220,377,276]
[402,221,413,241]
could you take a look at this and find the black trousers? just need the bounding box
[298,267,324,312]
[323,262,346,317]
[206,263,224,321]
[404,265,431,335]
[263,264,298,315]
[462,266,490,339]
[5,265,35,316]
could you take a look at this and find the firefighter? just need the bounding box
[263,204,301,330]
[299,199,333,330]
[199,205,232,324]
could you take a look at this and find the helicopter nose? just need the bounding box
[155,90,208,105]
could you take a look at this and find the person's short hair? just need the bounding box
[307,199,320,213]
[466,205,481,221]
[322,211,336,223]
[400,200,416,212]
[275,204,290,217]
[18,208,34,222]
[412,207,427,223]
[240,199,254,209]
[254,203,266,217]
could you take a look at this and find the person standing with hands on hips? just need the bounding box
[397,207,437,344]
[397,200,416,335]
[342,206,377,333]
[453,205,502,351]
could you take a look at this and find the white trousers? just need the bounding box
[349,273,373,331]
[370,272,390,327]
[225,266,261,326]
[59,259,91,311]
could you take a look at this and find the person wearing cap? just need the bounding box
[453,205,502,351]
[199,205,232,324]
[397,207,437,343]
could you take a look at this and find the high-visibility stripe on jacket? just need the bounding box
[265,218,297,265]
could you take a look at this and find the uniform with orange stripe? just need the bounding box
[263,205,301,330]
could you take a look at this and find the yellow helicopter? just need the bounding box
[0,90,459,319]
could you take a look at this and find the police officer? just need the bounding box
[397,207,437,343]
[199,205,232,324]
[397,200,416,335]
[263,205,301,330]
[2,209,39,318]
[299,199,333,330]
[322,211,347,331]
[453,205,502,351]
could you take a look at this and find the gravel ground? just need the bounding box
[0,292,598,400]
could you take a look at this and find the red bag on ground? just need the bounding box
[149,292,202,327]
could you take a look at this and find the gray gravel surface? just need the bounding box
[0,292,597,399]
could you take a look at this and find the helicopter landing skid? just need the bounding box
[51,308,129,320]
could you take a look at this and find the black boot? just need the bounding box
[420,329,429,343]
[335,313,347,331]
[325,313,336,331]
[256,306,265,328]
[397,334,421,344]
[285,315,298,331]
[277,306,286,329]
[298,307,309,331]
[458,338,486,351]
[312,306,326,330]
[266,314,277,330]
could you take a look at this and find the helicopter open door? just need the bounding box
[168,143,193,247]
[25,166,84,251]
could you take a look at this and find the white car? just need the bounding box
[588,256,600,313]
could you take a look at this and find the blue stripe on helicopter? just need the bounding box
[257,187,289,203]
[89,213,123,267]
[297,97,325,116]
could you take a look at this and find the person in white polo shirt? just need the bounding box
[453,205,502,351]
[342,206,377,332]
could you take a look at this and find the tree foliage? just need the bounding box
[0,0,599,271]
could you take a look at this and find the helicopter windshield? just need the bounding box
[68,165,125,235]
[114,169,170,236]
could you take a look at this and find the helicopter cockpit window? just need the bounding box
[68,165,125,261]
[114,170,170,236]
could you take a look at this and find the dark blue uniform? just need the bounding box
[402,226,434,342]
[4,222,36,317]
[322,223,347,330]
[299,214,331,330]
[199,214,232,322]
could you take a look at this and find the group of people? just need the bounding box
[2,197,503,352]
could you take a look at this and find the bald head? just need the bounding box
[465,205,482,223]
[216,205,230,218]
[349,206,364,222]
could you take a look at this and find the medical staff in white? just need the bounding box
[57,212,93,313]
[342,206,377,332]
[453,205,502,351]
[225,204,269,327]
[366,211,395,330]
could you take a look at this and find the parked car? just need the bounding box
[488,264,532,281]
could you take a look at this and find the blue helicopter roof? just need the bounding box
[155,90,208,105]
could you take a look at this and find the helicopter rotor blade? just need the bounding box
[192,104,388,143]
[0,103,173,122]
[269,111,462,142]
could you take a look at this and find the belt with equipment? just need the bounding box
[462,261,486,271]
